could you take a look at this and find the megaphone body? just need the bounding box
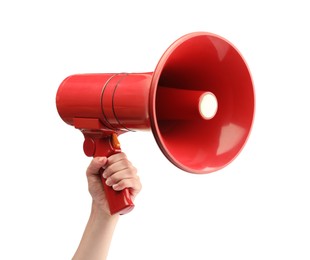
[56,32,255,215]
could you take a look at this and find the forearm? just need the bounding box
[72,202,119,260]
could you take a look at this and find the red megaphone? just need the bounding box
[56,32,255,215]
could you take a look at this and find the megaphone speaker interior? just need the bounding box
[56,32,255,214]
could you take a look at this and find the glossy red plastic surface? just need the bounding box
[56,32,255,213]
[56,73,152,132]
[150,32,255,173]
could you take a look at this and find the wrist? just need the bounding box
[91,201,119,223]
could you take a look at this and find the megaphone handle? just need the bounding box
[83,133,135,215]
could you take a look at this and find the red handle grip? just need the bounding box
[83,133,135,215]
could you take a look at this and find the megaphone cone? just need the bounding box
[56,32,255,214]
[150,32,255,173]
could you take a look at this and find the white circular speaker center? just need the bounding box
[199,92,218,120]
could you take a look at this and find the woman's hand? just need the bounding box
[86,152,141,215]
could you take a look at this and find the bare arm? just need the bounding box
[72,153,141,260]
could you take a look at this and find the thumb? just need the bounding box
[86,157,108,177]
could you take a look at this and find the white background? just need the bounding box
[1,1,309,259]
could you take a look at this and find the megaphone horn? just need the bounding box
[56,32,255,215]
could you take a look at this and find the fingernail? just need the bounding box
[98,157,105,162]
[105,178,112,186]
[113,184,120,190]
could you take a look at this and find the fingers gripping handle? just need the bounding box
[100,172,135,215]
[83,133,135,215]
